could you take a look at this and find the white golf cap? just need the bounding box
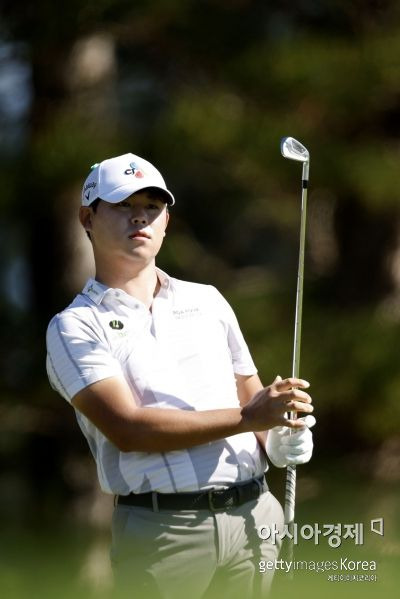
[81,153,175,206]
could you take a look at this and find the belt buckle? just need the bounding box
[207,489,226,512]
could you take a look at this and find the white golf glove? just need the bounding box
[266,415,316,468]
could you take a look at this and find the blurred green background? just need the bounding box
[0,0,399,597]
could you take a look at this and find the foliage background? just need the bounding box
[0,1,399,597]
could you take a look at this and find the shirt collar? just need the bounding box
[82,278,110,305]
[155,267,171,291]
[81,268,171,305]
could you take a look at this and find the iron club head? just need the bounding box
[281,137,309,163]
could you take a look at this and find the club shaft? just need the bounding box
[292,163,308,381]
[284,161,309,528]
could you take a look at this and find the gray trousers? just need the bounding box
[110,489,284,599]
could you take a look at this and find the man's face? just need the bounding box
[80,190,169,266]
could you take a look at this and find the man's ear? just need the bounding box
[164,208,170,230]
[79,206,93,233]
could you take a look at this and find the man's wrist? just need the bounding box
[238,406,253,435]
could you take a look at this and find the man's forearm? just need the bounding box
[72,375,312,453]
[114,406,247,452]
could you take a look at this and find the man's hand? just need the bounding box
[265,414,316,468]
[240,375,313,432]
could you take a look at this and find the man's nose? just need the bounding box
[131,210,147,225]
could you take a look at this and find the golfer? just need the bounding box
[46,153,315,599]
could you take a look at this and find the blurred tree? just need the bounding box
[0,0,122,517]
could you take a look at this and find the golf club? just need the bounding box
[280,136,310,565]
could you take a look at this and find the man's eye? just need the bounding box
[117,201,130,207]
[148,203,162,210]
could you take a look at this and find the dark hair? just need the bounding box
[85,198,101,240]
[142,187,172,205]
[89,198,101,212]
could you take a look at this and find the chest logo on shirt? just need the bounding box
[109,320,124,330]
[172,307,201,319]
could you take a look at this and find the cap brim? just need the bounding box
[100,184,175,206]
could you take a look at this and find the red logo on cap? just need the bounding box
[135,171,144,178]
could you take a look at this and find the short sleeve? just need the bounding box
[210,286,258,376]
[46,312,123,402]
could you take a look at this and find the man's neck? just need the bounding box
[95,260,160,309]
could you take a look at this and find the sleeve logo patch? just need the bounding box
[109,320,124,330]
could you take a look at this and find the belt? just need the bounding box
[116,474,268,512]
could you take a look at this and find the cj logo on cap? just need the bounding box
[109,320,124,330]
[124,161,144,178]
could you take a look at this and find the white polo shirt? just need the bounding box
[46,268,267,494]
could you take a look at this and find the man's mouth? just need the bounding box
[129,231,151,239]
